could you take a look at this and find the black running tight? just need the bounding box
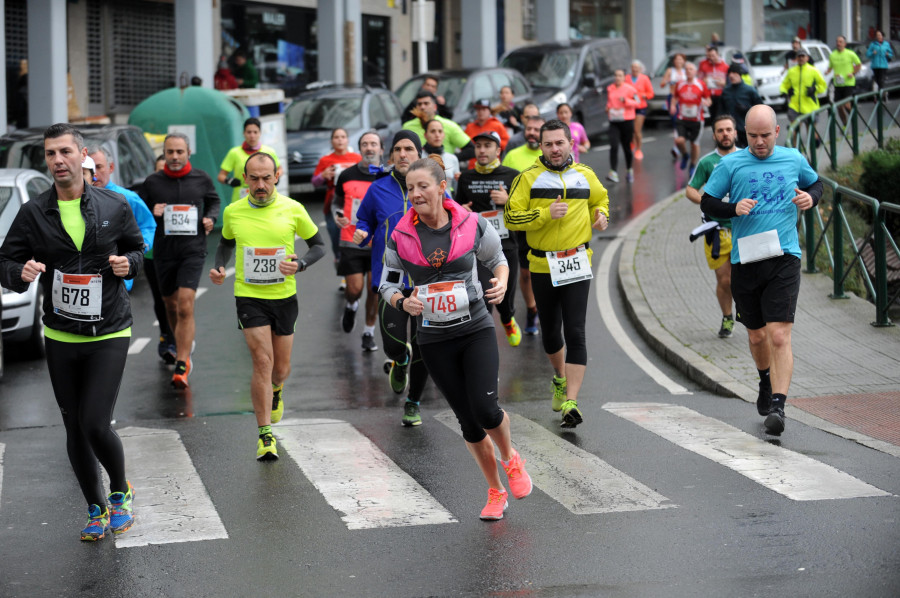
[530,273,591,365]
[45,337,130,507]
[418,326,503,443]
[378,297,428,401]
[608,120,635,171]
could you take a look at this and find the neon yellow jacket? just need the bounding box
[779,63,826,114]
[504,159,609,273]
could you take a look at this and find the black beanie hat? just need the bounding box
[391,129,423,155]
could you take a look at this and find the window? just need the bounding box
[377,93,402,123]
[26,177,50,200]
[0,186,22,238]
[368,94,388,128]
[470,75,494,104]
[510,73,530,97]
[490,72,512,99]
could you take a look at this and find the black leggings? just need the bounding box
[45,336,130,507]
[477,246,519,324]
[608,120,635,171]
[378,297,429,402]
[145,257,172,338]
[530,273,591,365]
[419,326,504,443]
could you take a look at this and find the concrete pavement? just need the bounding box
[618,189,900,457]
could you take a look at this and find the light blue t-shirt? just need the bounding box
[704,146,818,263]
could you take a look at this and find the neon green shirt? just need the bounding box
[502,145,541,172]
[45,197,131,343]
[221,192,319,299]
[219,145,281,203]
[828,49,861,87]
[402,115,470,153]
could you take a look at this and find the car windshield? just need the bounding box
[0,141,52,178]
[652,52,705,77]
[0,185,22,237]
[395,75,469,110]
[501,50,579,88]
[745,50,788,67]
[285,96,363,131]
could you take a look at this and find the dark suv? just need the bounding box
[500,38,632,139]
[0,124,156,191]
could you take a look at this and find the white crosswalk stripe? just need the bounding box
[435,410,674,514]
[113,426,229,548]
[127,337,151,355]
[275,418,458,529]
[603,402,891,501]
[0,442,5,512]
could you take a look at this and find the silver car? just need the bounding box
[0,169,53,359]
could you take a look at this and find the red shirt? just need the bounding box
[698,59,729,96]
[313,152,362,212]
[674,79,710,122]
[464,117,509,169]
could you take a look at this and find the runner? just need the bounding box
[660,52,687,160]
[605,68,640,183]
[353,131,432,426]
[698,45,729,121]
[0,123,143,541]
[421,119,461,196]
[217,117,283,204]
[464,98,509,169]
[684,114,738,338]
[143,133,220,388]
[455,131,521,345]
[555,103,589,163]
[209,152,325,460]
[334,131,383,350]
[671,62,711,176]
[379,155,532,521]
[628,60,655,161]
[505,119,610,427]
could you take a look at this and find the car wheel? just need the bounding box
[25,287,45,359]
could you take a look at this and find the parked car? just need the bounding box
[285,84,404,195]
[0,169,53,359]
[0,124,156,191]
[745,40,833,106]
[394,67,534,127]
[500,38,632,138]
[646,46,742,121]
[847,40,900,94]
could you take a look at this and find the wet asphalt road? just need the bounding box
[0,118,898,598]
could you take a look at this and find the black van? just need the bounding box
[500,38,632,139]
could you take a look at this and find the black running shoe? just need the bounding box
[757,385,773,416]
[361,332,378,352]
[764,407,785,435]
[341,304,356,333]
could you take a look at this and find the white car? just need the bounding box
[0,169,53,359]
[745,41,833,106]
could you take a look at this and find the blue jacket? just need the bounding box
[106,181,155,291]
[354,170,414,291]
[866,41,894,70]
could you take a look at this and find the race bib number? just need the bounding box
[481,210,509,239]
[243,247,287,284]
[737,229,784,264]
[835,74,845,85]
[680,104,699,119]
[350,196,362,225]
[546,245,593,287]
[609,107,625,121]
[52,271,102,321]
[164,205,198,236]
[420,280,471,328]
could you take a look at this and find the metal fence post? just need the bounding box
[831,188,846,299]
[873,205,892,326]
[877,91,884,149]
[851,98,859,156]
[804,209,818,272]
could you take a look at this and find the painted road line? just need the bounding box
[596,233,691,395]
[603,402,891,501]
[435,411,674,514]
[276,418,457,529]
[113,426,228,548]
[0,443,4,511]
[196,287,207,299]
[128,337,151,355]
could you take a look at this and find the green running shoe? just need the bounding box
[256,433,279,461]
[401,401,422,427]
[560,400,583,428]
[551,375,567,412]
[271,384,284,424]
[388,342,412,394]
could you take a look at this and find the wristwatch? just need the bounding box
[396,297,406,312]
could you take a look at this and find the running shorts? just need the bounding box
[336,246,372,276]
[731,254,801,330]
[676,120,703,144]
[235,295,299,335]
[704,229,732,270]
[155,254,206,296]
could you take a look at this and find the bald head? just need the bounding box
[745,105,779,159]
[746,105,777,130]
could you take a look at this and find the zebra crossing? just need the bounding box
[0,406,893,549]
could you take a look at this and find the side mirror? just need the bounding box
[291,151,303,163]
[583,73,598,88]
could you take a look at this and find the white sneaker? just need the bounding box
[606,170,619,183]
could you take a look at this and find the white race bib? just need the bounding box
[835,74,845,85]
[609,107,626,122]
[243,247,287,284]
[546,245,593,287]
[737,229,784,264]
[420,280,471,328]
[164,204,198,236]
[52,270,103,321]
[350,196,362,225]
[481,210,509,239]
[680,104,699,119]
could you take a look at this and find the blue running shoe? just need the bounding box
[80,504,110,541]
[108,481,135,534]
[680,154,689,170]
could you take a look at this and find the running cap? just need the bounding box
[82,156,95,172]
[795,48,809,57]
[473,98,492,109]
[472,131,501,146]
[792,36,802,43]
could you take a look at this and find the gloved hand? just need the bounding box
[224,177,242,188]
[806,84,817,99]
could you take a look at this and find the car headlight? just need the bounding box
[540,92,567,113]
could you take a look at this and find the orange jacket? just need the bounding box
[606,82,640,121]
[628,73,655,109]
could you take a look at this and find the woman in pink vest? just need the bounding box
[605,69,640,183]
[629,60,655,161]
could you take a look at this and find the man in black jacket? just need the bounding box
[0,123,144,541]
[142,133,220,389]
[720,63,763,147]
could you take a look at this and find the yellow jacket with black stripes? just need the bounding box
[504,158,609,274]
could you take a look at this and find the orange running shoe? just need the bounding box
[172,359,192,389]
[479,488,509,521]
[502,450,533,499]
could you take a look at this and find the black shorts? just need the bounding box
[833,85,855,101]
[731,254,801,330]
[676,120,703,144]
[235,295,299,335]
[337,246,372,276]
[635,108,647,116]
[155,254,206,296]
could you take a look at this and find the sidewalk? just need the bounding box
[619,191,900,457]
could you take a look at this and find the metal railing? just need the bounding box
[789,86,900,327]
